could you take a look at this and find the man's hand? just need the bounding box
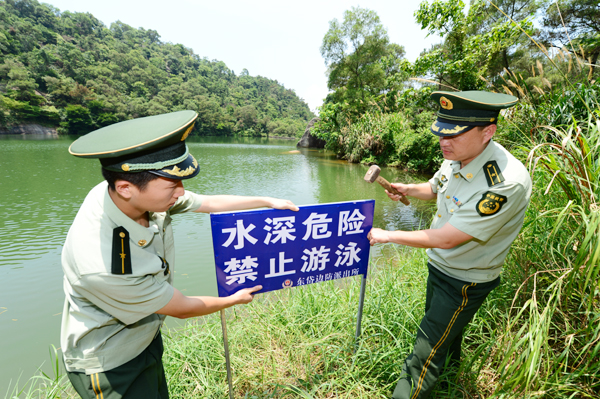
[230,285,262,305]
[268,198,299,212]
[367,228,391,246]
[385,183,410,202]
[386,182,437,201]
[156,285,263,319]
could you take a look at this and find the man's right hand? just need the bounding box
[231,285,262,305]
[385,183,410,201]
[386,182,437,201]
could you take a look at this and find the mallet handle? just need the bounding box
[376,176,411,206]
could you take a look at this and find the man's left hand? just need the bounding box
[368,228,390,246]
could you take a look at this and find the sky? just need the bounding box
[40,0,441,113]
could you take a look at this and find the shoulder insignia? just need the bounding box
[483,161,504,187]
[112,226,132,275]
[476,192,507,217]
[159,256,170,276]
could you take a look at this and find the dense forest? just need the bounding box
[0,0,314,137]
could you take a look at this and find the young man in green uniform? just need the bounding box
[60,110,298,398]
[367,91,532,399]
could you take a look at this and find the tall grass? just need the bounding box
[162,245,429,398]
[484,25,600,393]
[10,244,514,398]
[485,115,600,398]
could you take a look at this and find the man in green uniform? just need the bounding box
[367,91,532,399]
[61,110,298,398]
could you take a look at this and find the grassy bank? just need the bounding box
[6,245,521,399]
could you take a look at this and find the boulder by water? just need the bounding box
[0,124,58,136]
[296,117,325,148]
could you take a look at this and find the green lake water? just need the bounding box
[0,134,432,391]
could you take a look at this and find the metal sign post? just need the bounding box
[210,200,375,397]
[354,274,368,352]
[219,310,234,399]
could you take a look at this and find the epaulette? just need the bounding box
[112,226,132,275]
[483,161,504,187]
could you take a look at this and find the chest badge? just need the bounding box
[476,191,507,217]
[452,196,463,207]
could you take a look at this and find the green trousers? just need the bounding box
[67,333,169,399]
[392,263,499,399]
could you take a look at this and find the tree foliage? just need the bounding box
[320,7,407,120]
[0,0,313,136]
[413,0,534,91]
[542,0,600,67]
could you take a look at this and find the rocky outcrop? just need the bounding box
[0,124,58,136]
[297,117,325,148]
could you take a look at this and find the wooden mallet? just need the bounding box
[364,165,410,206]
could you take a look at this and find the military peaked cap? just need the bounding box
[430,91,518,136]
[69,110,200,179]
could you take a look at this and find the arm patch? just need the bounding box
[112,226,132,274]
[476,191,507,217]
[484,161,504,187]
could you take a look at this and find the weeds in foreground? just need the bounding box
[487,117,600,398]
[3,346,75,399]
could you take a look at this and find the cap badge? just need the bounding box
[441,125,468,134]
[163,164,196,177]
[440,96,453,110]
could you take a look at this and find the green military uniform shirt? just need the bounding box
[60,181,203,374]
[426,140,532,283]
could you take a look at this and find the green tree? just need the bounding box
[473,0,543,76]
[320,7,405,117]
[413,0,532,91]
[61,104,93,134]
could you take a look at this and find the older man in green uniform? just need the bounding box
[368,91,532,399]
[61,110,298,398]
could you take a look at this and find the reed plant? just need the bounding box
[485,115,600,398]
[479,16,600,392]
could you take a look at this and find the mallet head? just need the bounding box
[364,165,381,183]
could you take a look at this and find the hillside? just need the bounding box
[0,0,314,136]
